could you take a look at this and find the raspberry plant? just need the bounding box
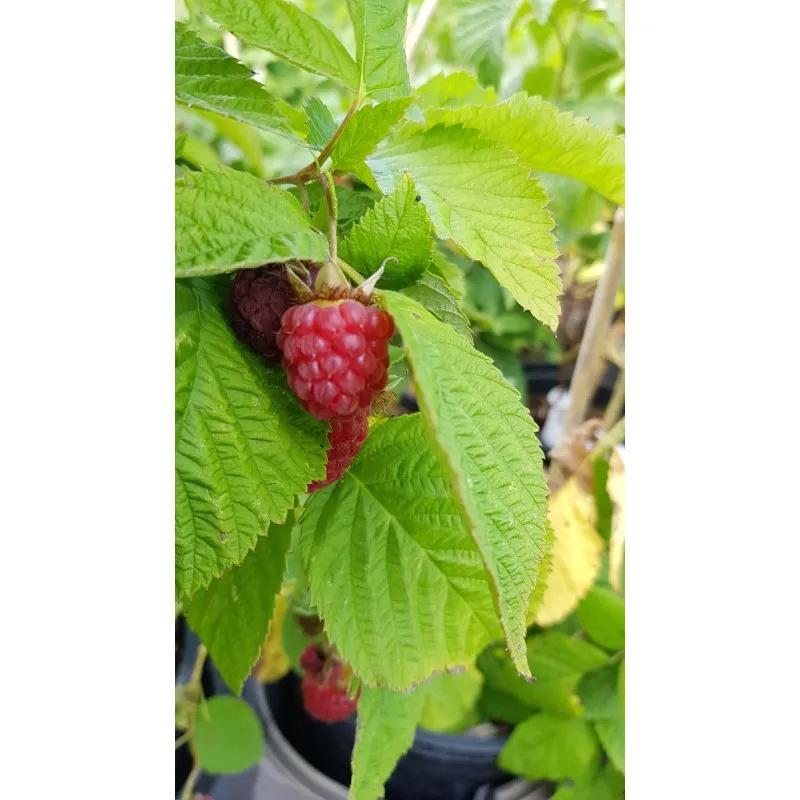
[175,1,624,796]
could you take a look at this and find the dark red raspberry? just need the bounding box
[308,411,369,492]
[301,677,359,723]
[229,265,318,364]
[299,644,326,676]
[278,299,394,420]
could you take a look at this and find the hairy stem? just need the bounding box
[294,179,309,214]
[563,207,625,437]
[319,172,338,261]
[602,367,625,430]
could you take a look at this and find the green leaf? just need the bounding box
[347,0,411,101]
[576,662,620,721]
[300,183,379,233]
[304,97,336,149]
[426,93,625,204]
[475,339,524,395]
[340,174,431,289]
[176,129,188,158]
[350,685,424,800]
[386,343,407,390]
[175,23,298,144]
[179,135,223,170]
[478,684,536,725]
[618,659,625,719]
[558,97,625,133]
[551,763,625,800]
[371,126,561,329]
[576,587,625,651]
[595,714,625,774]
[175,278,328,600]
[329,97,412,174]
[175,166,328,277]
[282,608,314,676]
[384,292,549,678]
[194,695,264,774]
[591,457,614,541]
[420,666,484,734]
[537,173,609,248]
[477,632,608,715]
[450,0,520,88]
[400,273,471,341]
[298,414,502,689]
[198,0,359,88]
[414,72,496,110]
[183,519,293,694]
[191,107,266,177]
[429,247,466,300]
[499,714,600,782]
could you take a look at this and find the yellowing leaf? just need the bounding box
[536,477,605,626]
[256,594,291,683]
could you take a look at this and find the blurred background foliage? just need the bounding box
[175,0,624,392]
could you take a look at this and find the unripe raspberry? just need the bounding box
[278,299,394,421]
[308,411,369,493]
[228,264,318,364]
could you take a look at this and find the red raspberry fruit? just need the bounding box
[308,411,369,493]
[301,677,359,723]
[299,644,326,676]
[229,265,318,364]
[277,299,394,421]
[299,645,360,723]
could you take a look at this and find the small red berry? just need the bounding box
[280,299,394,420]
[301,677,359,723]
[229,265,318,364]
[299,644,326,677]
[308,411,369,492]
[299,645,360,723]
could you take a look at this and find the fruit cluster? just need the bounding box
[299,644,360,723]
[229,264,394,493]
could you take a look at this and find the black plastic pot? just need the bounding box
[175,618,216,798]
[523,360,618,410]
[251,671,526,800]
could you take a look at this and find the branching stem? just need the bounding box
[268,94,361,186]
[181,763,201,800]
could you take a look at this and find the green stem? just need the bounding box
[175,730,191,750]
[181,763,201,800]
[188,644,208,695]
[269,94,361,186]
[336,257,366,285]
[319,172,338,261]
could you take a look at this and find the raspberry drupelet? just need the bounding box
[308,410,369,493]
